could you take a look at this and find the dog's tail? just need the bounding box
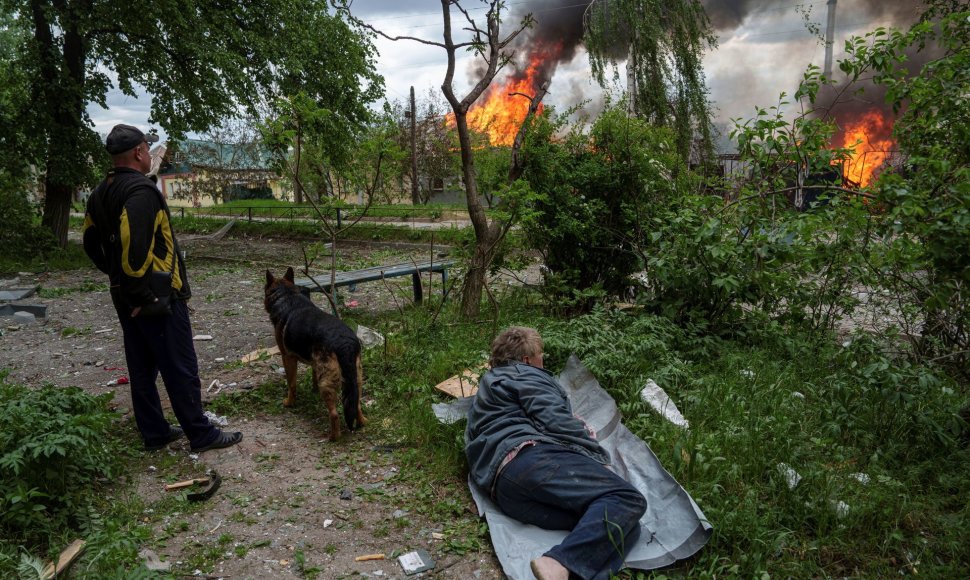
[336,338,362,431]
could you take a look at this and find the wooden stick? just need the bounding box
[354,553,385,561]
[165,477,210,491]
[41,539,86,579]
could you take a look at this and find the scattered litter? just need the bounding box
[42,538,86,578]
[193,334,213,341]
[324,519,333,528]
[94,328,112,334]
[434,369,483,398]
[355,553,385,562]
[117,376,129,385]
[832,499,850,518]
[392,509,408,519]
[346,300,360,308]
[206,379,224,395]
[241,345,280,363]
[340,489,353,501]
[204,410,229,426]
[215,357,225,362]
[106,376,129,386]
[792,391,806,399]
[356,324,385,348]
[777,463,802,489]
[740,369,755,379]
[103,366,122,371]
[432,397,474,425]
[850,473,870,485]
[147,465,156,472]
[398,550,435,575]
[431,532,445,540]
[374,571,385,577]
[640,379,689,428]
[139,548,170,571]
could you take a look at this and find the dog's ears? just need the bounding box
[265,269,275,287]
[284,267,295,282]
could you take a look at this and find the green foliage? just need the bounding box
[839,11,970,357]
[0,374,126,541]
[356,300,970,577]
[6,0,383,245]
[0,186,57,268]
[519,106,687,311]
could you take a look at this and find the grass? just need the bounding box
[3,219,968,577]
[346,297,969,577]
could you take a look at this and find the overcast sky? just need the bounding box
[88,0,921,150]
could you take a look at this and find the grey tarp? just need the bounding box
[464,354,712,579]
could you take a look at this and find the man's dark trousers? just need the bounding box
[119,299,218,449]
[494,443,646,580]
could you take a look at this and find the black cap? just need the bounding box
[105,124,159,155]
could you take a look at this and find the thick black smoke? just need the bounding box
[704,0,925,31]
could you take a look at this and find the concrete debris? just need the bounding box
[138,548,172,572]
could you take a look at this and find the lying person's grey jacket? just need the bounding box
[465,362,611,492]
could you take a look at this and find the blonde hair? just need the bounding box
[489,326,543,368]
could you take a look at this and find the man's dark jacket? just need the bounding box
[465,362,611,493]
[83,167,190,316]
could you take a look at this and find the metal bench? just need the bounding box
[295,260,455,308]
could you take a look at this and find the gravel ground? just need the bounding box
[0,234,529,579]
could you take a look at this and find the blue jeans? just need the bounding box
[494,443,646,580]
[118,299,219,448]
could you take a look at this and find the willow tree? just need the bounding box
[584,0,716,162]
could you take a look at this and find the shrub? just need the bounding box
[0,374,126,541]
[519,106,689,311]
[0,186,57,268]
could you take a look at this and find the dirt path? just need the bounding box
[0,236,509,579]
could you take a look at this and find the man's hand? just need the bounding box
[131,297,159,317]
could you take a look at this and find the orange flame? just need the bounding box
[840,110,895,187]
[447,46,558,146]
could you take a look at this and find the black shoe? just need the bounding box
[144,425,184,451]
[191,431,243,452]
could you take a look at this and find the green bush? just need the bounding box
[0,374,126,541]
[519,106,689,311]
[0,186,57,268]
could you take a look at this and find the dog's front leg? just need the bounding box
[282,354,299,407]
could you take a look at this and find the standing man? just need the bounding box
[465,327,646,580]
[83,124,242,453]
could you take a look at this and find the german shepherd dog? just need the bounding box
[264,267,366,440]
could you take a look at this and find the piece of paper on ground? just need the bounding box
[465,354,712,579]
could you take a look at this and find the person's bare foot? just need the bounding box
[530,556,569,580]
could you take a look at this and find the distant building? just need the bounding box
[157,139,290,207]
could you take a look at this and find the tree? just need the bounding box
[388,89,460,204]
[261,93,403,316]
[583,0,716,163]
[2,0,383,247]
[353,0,533,318]
[842,5,970,359]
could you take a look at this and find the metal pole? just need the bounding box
[824,0,837,78]
[410,86,419,205]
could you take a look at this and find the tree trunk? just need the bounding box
[41,183,73,248]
